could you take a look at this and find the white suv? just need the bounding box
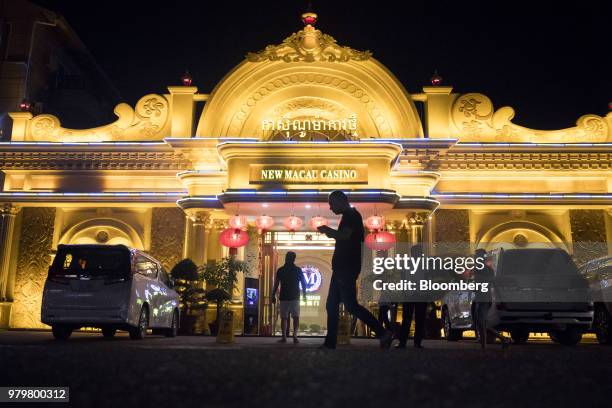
[41,244,180,340]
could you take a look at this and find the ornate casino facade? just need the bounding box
[0,12,610,332]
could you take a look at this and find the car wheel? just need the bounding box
[101,327,117,338]
[551,328,582,346]
[593,304,612,345]
[129,306,149,340]
[443,309,462,341]
[51,325,72,340]
[165,310,179,338]
[510,329,530,344]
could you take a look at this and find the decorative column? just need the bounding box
[0,204,19,328]
[184,210,210,267]
[0,204,19,301]
[406,211,429,246]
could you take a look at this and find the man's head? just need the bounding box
[285,251,296,265]
[474,248,487,259]
[410,244,424,258]
[328,190,351,214]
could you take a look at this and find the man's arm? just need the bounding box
[317,225,352,241]
[299,270,308,301]
[271,274,280,304]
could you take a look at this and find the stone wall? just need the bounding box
[148,207,186,272]
[569,209,608,267]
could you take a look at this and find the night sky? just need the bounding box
[32,0,611,130]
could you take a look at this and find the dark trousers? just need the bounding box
[325,272,385,347]
[399,302,427,346]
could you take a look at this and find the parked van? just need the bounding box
[579,255,612,345]
[41,244,180,340]
[442,248,593,345]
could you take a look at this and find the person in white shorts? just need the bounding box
[272,251,307,344]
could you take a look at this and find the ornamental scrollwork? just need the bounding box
[246,26,372,63]
[25,94,169,142]
[451,93,610,143]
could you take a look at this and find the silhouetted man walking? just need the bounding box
[397,244,427,349]
[272,251,307,344]
[317,190,393,349]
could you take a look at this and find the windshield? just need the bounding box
[499,249,579,276]
[50,246,131,279]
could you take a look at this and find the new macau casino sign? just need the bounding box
[301,265,323,293]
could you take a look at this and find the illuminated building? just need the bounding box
[0,12,610,332]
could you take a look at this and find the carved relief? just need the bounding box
[433,209,471,255]
[24,94,170,142]
[569,210,608,266]
[243,228,260,278]
[10,208,55,329]
[246,26,371,63]
[228,73,392,138]
[149,208,186,272]
[451,93,610,143]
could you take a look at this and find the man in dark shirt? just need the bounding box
[272,251,307,344]
[317,190,393,349]
[472,248,509,349]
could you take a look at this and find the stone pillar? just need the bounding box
[0,204,19,301]
[184,210,210,267]
[406,211,429,247]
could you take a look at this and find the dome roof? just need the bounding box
[196,14,423,139]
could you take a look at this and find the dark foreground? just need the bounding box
[0,331,610,408]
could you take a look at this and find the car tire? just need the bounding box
[510,329,530,344]
[51,325,72,340]
[551,328,582,346]
[442,309,462,341]
[101,327,117,338]
[129,306,149,340]
[593,304,612,345]
[165,310,179,338]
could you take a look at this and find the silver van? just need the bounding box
[579,255,612,345]
[41,244,180,340]
[442,248,593,345]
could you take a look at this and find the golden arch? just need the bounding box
[477,221,568,252]
[58,218,145,249]
[196,59,424,139]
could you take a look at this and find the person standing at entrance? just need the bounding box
[397,244,427,349]
[472,248,510,349]
[317,190,393,349]
[272,251,307,344]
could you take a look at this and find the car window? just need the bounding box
[135,255,158,279]
[159,267,170,286]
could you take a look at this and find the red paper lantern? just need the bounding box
[365,215,385,232]
[229,214,248,230]
[283,215,303,231]
[219,228,249,248]
[302,12,317,26]
[309,215,329,230]
[255,215,274,231]
[19,99,31,112]
[365,231,396,251]
[430,71,442,86]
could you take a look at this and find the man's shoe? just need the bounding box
[379,330,393,349]
[318,343,335,350]
[394,343,406,349]
[414,343,424,349]
[277,337,287,344]
[293,337,299,344]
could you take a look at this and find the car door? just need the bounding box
[157,266,177,328]
[134,254,162,327]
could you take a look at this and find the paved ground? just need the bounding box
[0,330,610,407]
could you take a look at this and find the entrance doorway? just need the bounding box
[264,231,334,336]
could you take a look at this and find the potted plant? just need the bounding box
[170,258,207,335]
[199,256,249,335]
